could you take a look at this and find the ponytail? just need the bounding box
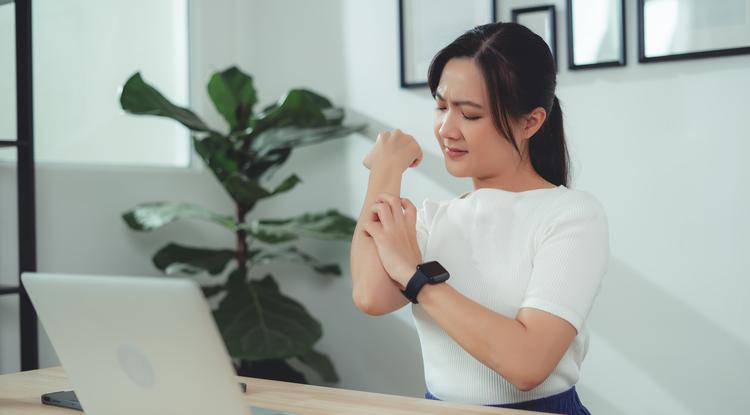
[529,95,569,187]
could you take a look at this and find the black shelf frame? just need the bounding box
[0,0,38,372]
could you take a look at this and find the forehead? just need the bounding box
[435,58,487,104]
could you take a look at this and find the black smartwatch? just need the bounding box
[401,261,450,304]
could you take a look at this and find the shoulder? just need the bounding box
[552,188,607,217]
[536,188,609,237]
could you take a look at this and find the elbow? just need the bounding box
[352,288,390,316]
[513,377,544,392]
[488,354,549,392]
[504,369,547,392]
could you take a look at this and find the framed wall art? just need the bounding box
[399,0,497,88]
[638,0,750,63]
[566,0,626,69]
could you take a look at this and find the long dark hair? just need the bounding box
[427,22,569,186]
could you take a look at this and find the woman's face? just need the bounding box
[433,58,525,182]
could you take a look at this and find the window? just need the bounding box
[0,0,190,167]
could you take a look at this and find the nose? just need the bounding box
[438,110,461,141]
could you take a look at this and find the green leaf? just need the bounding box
[120,73,216,134]
[269,174,302,195]
[207,67,258,132]
[214,274,322,361]
[249,246,341,277]
[243,148,292,182]
[222,175,270,207]
[122,202,237,231]
[201,284,225,298]
[193,134,239,182]
[152,243,235,275]
[298,349,339,383]
[251,124,366,157]
[222,174,301,207]
[242,209,356,243]
[250,89,336,135]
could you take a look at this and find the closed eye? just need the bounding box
[436,107,480,120]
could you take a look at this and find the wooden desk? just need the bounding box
[0,367,545,414]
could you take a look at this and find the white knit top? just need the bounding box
[413,185,609,405]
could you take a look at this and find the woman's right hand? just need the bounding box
[363,129,423,173]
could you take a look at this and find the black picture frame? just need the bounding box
[566,0,626,70]
[398,0,497,88]
[511,5,558,72]
[637,0,750,63]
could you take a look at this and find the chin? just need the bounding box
[444,160,471,177]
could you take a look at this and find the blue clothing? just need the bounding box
[425,387,591,415]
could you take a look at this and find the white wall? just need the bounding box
[2,0,749,413]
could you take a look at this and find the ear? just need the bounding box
[520,107,547,140]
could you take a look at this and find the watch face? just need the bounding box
[419,261,449,281]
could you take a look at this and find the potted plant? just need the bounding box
[119,66,365,383]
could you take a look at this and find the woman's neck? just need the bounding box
[472,165,555,193]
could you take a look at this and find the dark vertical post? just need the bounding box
[15,0,38,371]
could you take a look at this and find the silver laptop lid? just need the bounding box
[22,272,248,415]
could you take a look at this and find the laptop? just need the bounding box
[22,272,295,415]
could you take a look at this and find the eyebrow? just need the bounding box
[434,92,483,109]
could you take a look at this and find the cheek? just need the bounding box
[467,123,514,159]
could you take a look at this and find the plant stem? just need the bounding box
[236,204,250,275]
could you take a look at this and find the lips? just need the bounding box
[445,146,468,158]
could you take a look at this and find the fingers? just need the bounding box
[401,198,417,225]
[376,193,405,227]
[370,200,394,228]
[362,220,381,238]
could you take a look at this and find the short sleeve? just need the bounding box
[415,199,441,258]
[520,192,610,332]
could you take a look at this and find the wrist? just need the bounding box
[395,264,418,288]
[370,161,408,176]
[368,167,402,188]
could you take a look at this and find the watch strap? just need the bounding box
[401,268,431,304]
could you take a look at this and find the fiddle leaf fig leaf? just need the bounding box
[242,209,356,243]
[269,174,302,196]
[251,124,366,157]
[193,134,239,182]
[242,147,292,182]
[222,174,301,207]
[122,202,237,231]
[152,243,236,275]
[201,284,226,299]
[120,73,217,134]
[207,67,258,132]
[298,349,339,383]
[248,246,341,277]
[250,89,335,135]
[214,274,322,361]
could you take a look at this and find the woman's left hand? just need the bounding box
[363,193,422,288]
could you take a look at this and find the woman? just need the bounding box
[349,22,608,414]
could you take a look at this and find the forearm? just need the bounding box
[350,168,409,314]
[416,282,548,391]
